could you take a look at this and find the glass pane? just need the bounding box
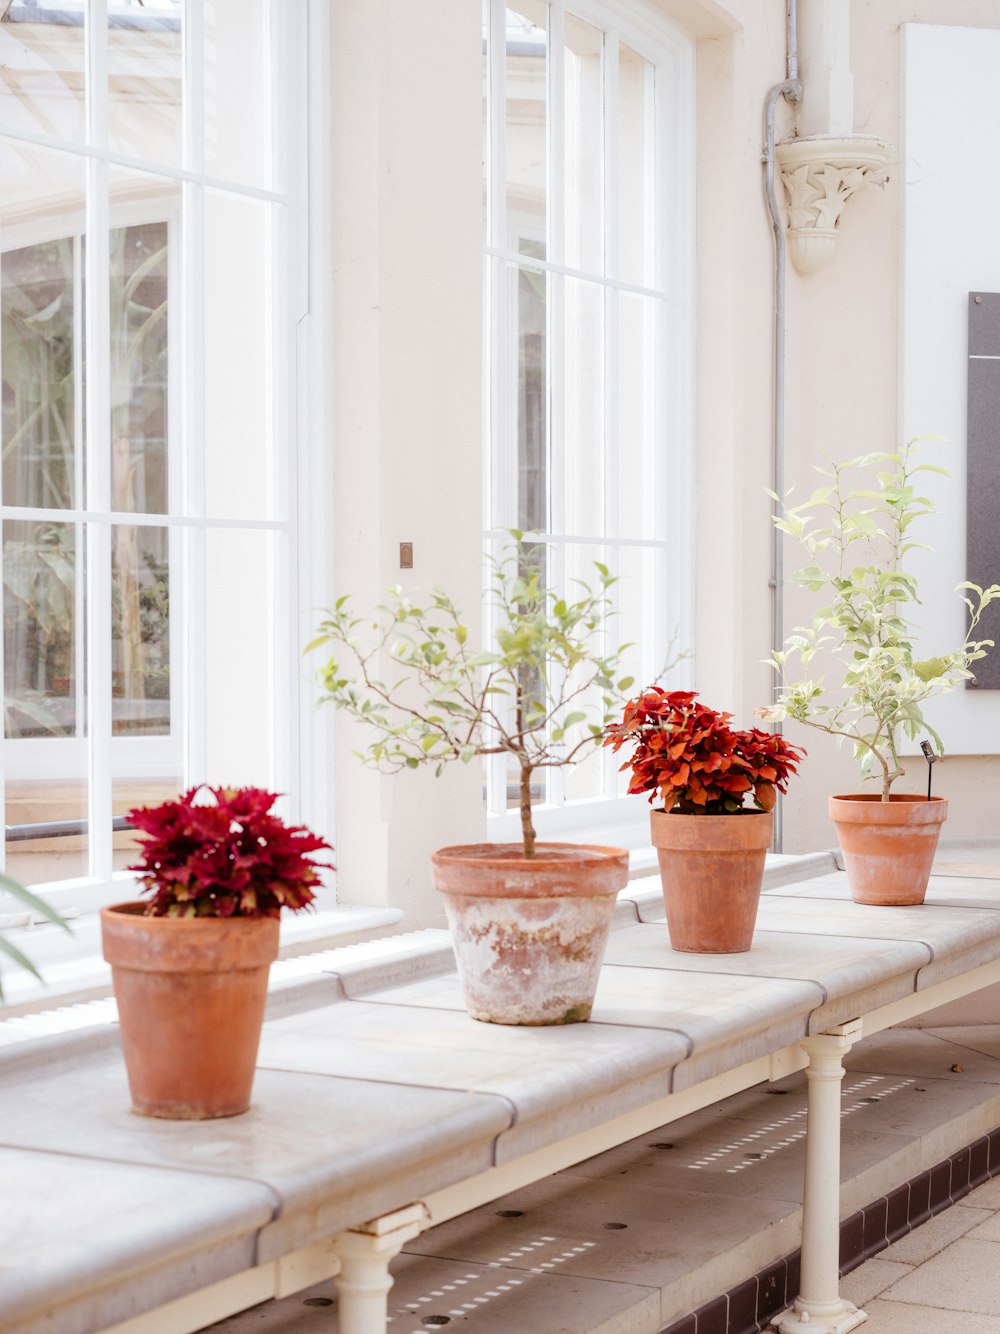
[204,527,272,786]
[562,541,608,804]
[564,14,603,274]
[0,3,86,143]
[3,519,78,738]
[110,220,169,516]
[514,257,547,533]
[107,2,182,167]
[506,3,547,249]
[202,0,272,189]
[618,45,655,287]
[2,234,78,510]
[203,191,271,519]
[564,277,604,537]
[5,769,89,886]
[3,516,87,886]
[112,523,170,736]
[617,291,659,541]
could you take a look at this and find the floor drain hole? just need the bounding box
[861,1096,880,1104]
[603,1222,628,1230]
[649,1141,674,1149]
[496,1209,523,1218]
[303,1298,335,1308]
[744,1152,764,1160]
[422,1319,451,1327]
[766,1089,789,1096]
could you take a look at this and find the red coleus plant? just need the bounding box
[604,688,805,814]
[127,785,333,918]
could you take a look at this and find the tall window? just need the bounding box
[483,0,694,845]
[0,1,321,911]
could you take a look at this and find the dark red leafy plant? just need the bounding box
[127,785,333,918]
[604,688,804,814]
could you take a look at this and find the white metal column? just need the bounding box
[773,1019,867,1334]
[331,1205,427,1334]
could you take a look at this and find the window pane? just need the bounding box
[203,192,272,519]
[618,45,655,288]
[563,277,604,537]
[3,519,79,739]
[617,291,659,541]
[515,256,548,533]
[2,235,78,510]
[204,527,272,786]
[110,221,169,516]
[564,14,603,274]
[562,541,609,804]
[4,517,87,885]
[0,4,86,144]
[112,524,169,736]
[107,3,182,167]
[506,3,547,248]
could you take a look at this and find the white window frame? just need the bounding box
[0,0,334,928]
[483,0,695,851]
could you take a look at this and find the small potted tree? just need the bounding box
[604,688,803,952]
[102,785,332,1118]
[762,437,1000,905]
[309,537,635,1025]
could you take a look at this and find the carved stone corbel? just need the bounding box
[776,135,890,275]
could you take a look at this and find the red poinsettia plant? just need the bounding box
[604,688,805,814]
[127,785,333,918]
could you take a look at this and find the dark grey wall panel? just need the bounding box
[966,293,1000,689]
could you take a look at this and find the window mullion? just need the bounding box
[546,0,566,812]
[601,28,620,801]
[486,0,510,816]
[85,0,114,882]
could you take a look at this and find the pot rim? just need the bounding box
[431,842,629,867]
[102,900,283,926]
[829,793,947,805]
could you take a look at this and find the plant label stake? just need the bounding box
[920,740,939,799]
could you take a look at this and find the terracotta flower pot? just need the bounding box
[829,794,948,906]
[650,809,773,953]
[101,902,280,1119]
[430,843,628,1026]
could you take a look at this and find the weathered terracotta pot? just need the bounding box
[651,809,773,953]
[430,843,628,1026]
[101,902,279,1119]
[829,794,948,906]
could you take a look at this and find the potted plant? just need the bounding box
[762,437,1000,905]
[604,688,803,952]
[308,537,634,1025]
[101,785,332,1119]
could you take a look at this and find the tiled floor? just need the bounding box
[839,1174,1000,1331]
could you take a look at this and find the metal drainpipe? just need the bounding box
[762,0,802,853]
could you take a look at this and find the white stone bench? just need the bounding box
[4,847,1000,1334]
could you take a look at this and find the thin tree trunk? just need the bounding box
[519,761,536,857]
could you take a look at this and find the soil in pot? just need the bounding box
[431,843,628,1025]
[101,902,279,1119]
[650,809,773,953]
[829,793,948,906]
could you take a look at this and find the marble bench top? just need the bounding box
[5,847,1000,1334]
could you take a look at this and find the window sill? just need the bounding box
[0,904,404,1020]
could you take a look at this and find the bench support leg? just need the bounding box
[332,1203,427,1334]
[772,1021,867,1334]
